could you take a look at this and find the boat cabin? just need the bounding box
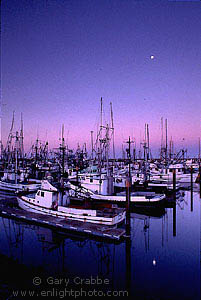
[34,180,58,209]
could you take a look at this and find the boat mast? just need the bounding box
[165,118,168,163]
[143,123,147,161]
[90,130,93,160]
[100,97,103,165]
[147,124,149,161]
[61,124,65,176]
[14,131,19,184]
[6,111,15,164]
[160,117,163,160]
[98,98,103,194]
[106,124,110,176]
[20,113,24,160]
[139,130,142,160]
[110,102,115,161]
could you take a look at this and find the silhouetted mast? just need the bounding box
[161,117,163,159]
[165,118,168,162]
[100,97,103,164]
[61,124,65,175]
[147,124,149,160]
[90,130,94,160]
[20,113,24,159]
[110,102,115,160]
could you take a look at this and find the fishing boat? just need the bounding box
[17,180,126,226]
[90,191,165,206]
[0,171,41,193]
[67,182,166,206]
[149,163,198,183]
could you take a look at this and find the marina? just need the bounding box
[0,189,200,299]
[1,0,201,299]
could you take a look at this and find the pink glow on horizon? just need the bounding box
[1,0,201,158]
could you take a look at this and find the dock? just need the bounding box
[0,204,125,241]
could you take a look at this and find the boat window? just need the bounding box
[169,169,173,172]
[90,178,93,183]
[41,191,44,197]
[37,191,40,196]
[99,180,102,184]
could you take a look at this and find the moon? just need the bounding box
[150,55,155,60]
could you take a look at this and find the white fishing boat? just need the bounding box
[17,180,126,226]
[90,191,165,205]
[147,181,181,191]
[71,173,108,194]
[0,171,41,192]
[149,163,198,183]
[67,182,166,206]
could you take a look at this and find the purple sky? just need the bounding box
[1,0,201,157]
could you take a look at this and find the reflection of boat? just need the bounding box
[164,191,185,207]
[130,206,166,219]
[17,180,126,226]
[132,180,181,193]
[0,190,17,202]
[0,214,120,295]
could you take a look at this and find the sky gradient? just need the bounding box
[1,0,201,157]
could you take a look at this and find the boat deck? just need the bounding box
[0,204,125,241]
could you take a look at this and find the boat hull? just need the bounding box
[0,180,41,193]
[90,193,166,207]
[17,196,126,226]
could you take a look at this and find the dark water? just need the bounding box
[0,191,200,299]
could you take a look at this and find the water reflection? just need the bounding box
[0,191,200,299]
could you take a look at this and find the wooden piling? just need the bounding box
[173,169,176,192]
[190,166,193,190]
[125,136,131,237]
[126,177,131,237]
[172,168,176,236]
